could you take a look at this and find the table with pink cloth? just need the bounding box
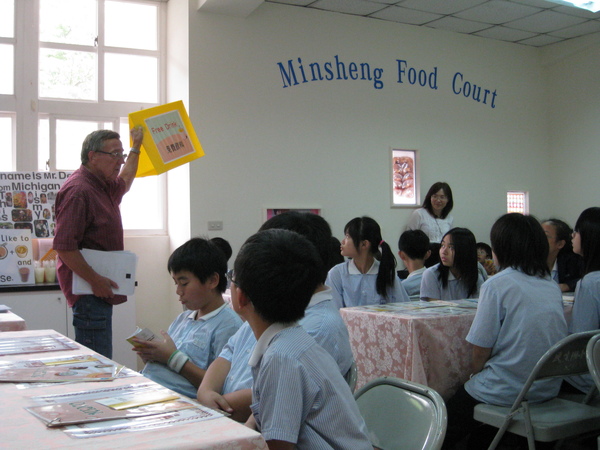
[0,329,267,449]
[0,310,26,331]
[340,301,477,400]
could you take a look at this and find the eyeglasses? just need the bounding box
[95,149,126,159]
[226,270,237,286]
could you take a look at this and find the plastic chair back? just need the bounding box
[354,376,447,450]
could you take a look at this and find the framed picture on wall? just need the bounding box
[390,148,419,207]
[263,207,321,222]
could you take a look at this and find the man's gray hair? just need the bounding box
[80,130,120,165]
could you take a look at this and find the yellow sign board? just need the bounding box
[129,101,204,177]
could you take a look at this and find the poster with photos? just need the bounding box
[0,171,72,238]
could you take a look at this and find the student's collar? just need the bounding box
[187,303,227,321]
[248,322,296,367]
[348,259,379,275]
[407,266,426,278]
[307,286,332,308]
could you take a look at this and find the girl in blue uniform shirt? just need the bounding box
[326,216,409,308]
[564,207,600,393]
[420,227,486,301]
[442,213,567,449]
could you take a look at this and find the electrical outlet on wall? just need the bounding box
[208,221,223,231]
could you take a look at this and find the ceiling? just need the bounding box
[264,0,600,47]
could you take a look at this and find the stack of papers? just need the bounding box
[73,249,138,296]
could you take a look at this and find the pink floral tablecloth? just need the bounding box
[340,302,476,400]
[0,311,27,331]
[0,329,267,449]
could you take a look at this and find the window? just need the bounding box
[507,191,529,214]
[0,0,166,233]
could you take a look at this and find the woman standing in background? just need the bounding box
[407,181,454,244]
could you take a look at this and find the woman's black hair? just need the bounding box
[437,227,479,297]
[491,213,549,277]
[344,216,397,299]
[422,182,454,219]
[574,207,600,275]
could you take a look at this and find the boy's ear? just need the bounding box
[235,286,252,308]
[424,249,431,260]
[398,250,407,262]
[206,272,220,289]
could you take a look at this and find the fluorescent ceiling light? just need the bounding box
[547,0,600,12]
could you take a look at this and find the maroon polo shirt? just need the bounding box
[54,165,127,307]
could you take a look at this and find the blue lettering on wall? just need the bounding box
[276,56,499,109]
[277,55,384,90]
[452,72,498,108]
[396,60,438,89]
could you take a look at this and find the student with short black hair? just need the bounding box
[442,214,567,449]
[131,237,242,398]
[327,216,409,308]
[398,229,431,297]
[197,212,354,422]
[231,229,372,449]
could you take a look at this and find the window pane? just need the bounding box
[118,120,164,231]
[105,1,157,50]
[121,176,164,230]
[105,53,157,103]
[39,0,96,45]
[507,191,529,214]
[38,117,50,171]
[0,116,14,171]
[0,44,13,95]
[56,120,101,170]
[0,0,14,38]
[39,49,97,100]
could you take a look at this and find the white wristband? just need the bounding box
[167,350,189,373]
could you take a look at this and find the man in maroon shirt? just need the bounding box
[54,127,143,358]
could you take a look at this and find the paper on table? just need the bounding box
[73,249,138,296]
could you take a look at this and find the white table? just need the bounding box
[0,329,266,449]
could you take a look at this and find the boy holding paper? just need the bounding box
[132,237,242,398]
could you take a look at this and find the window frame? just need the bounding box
[1,0,168,235]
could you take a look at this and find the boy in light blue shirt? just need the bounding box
[131,238,242,399]
[197,212,354,422]
[230,229,372,449]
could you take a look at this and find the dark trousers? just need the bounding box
[72,295,113,359]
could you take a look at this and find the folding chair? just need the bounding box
[344,360,358,393]
[474,330,600,450]
[354,376,447,450]
[586,332,600,392]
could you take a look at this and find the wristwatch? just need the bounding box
[129,148,141,155]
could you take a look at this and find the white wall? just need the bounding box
[127,3,600,347]
[543,34,600,226]
[186,2,553,257]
